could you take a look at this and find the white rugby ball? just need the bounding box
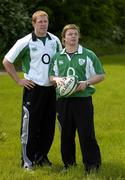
[57,76,78,97]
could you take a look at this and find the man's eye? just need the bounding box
[68,33,73,36]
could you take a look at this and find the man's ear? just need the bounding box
[32,21,35,28]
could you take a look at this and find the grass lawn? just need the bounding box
[0,54,125,180]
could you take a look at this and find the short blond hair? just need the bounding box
[61,24,80,46]
[32,10,48,23]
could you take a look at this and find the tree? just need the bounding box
[0,0,31,54]
[0,0,125,57]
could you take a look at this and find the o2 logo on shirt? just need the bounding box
[67,67,78,79]
[67,67,75,76]
[41,54,50,64]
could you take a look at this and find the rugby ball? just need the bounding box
[57,76,78,97]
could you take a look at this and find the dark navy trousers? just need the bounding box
[57,96,101,169]
[21,85,56,167]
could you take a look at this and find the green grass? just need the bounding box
[0,54,125,180]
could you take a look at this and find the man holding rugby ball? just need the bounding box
[49,24,105,173]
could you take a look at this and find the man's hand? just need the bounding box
[50,76,64,87]
[75,81,87,92]
[17,79,35,90]
[55,77,65,87]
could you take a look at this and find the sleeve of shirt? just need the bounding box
[56,38,62,52]
[93,53,105,74]
[5,36,29,63]
[5,39,24,63]
[88,50,105,75]
[49,55,59,77]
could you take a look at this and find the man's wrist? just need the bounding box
[86,80,91,87]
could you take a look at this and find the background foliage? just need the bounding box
[0,0,125,57]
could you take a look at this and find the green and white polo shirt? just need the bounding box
[5,32,62,86]
[49,45,105,97]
